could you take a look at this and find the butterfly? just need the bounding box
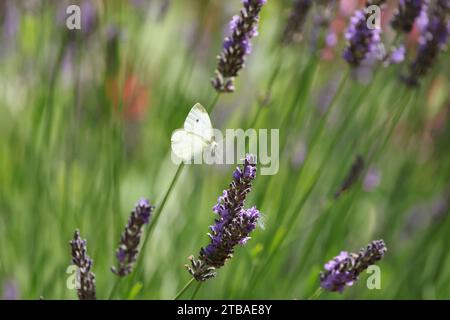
[171,103,218,162]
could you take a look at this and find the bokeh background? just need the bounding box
[0,0,449,299]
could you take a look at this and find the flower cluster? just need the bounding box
[186,154,260,281]
[282,0,312,45]
[70,230,97,300]
[320,240,387,293]
[343,1,386,68]
[211,0,267,93]
[111,199,155,277]
[391,0,427,33]
[402,0,449,86]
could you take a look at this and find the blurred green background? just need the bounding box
[0,0,449,299]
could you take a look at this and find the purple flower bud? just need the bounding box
[186,154,261,281]
[70,230,96,300]
[111,199,155,277]
[212,0,267,93]
[320,240,387,293]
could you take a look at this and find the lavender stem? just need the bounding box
[173,277,195,300]
[307,287,323,300]
[190,281,203,300]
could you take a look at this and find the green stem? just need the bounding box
[123,93,221,298]
[249,56,320,225]
[133,163,185,270]
[371,92,414,162]
[284,83,414,298]
[244,71,348,294]
[278,70,381,246]
[207,92,221,114]
[173,278,196,300]
[269,68,347,228]
[36,34,68,148]
[261,50,283,104]
[302,70,349,159]
[307,287,323,300]
[256,70,397,296]
[282,68,380,227]
[108,278,120,300]
[264,59,282,100]
[190,281,203,300]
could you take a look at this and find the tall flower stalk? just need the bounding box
[70,230,96,300]
[111,199,155,277]
[320,240,387,293]
[212,0,267,93]
[186,154,260,281]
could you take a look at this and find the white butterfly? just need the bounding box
[171,103,218,162]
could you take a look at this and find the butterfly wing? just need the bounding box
[171,129,205,161]
[183,103,213,143]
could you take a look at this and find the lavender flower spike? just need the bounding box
[212,0,267,93]
[402,0,449,86]
[187,155,260,281]
[343,1,386,68]
[320,240,387,293]
[391,0,427,33]
[70,230,96,300]
[111,199,155,277]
